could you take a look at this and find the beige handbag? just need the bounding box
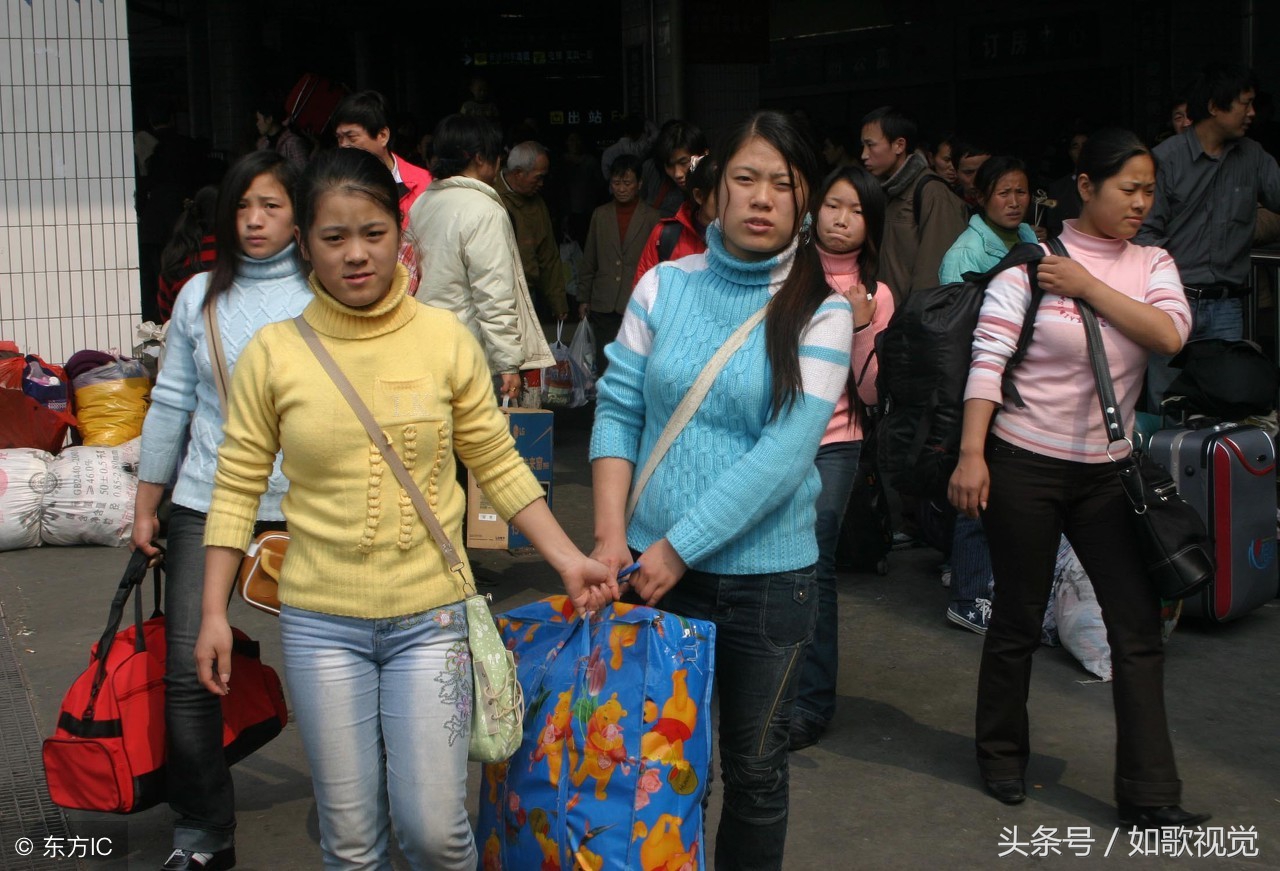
[203,301,293,617]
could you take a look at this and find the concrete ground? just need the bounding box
[1,404,1277,870]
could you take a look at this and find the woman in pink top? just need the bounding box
[948,129,1207,828]
[791,165,894,750]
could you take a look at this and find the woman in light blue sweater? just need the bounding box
[131,151,312,871]
[936,156,1039,636]
[938,155,1040,285]
[589,111,852,870]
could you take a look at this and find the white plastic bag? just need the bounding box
[0,448,52,550]
[542,323,588,409]
[1053,539,1111,681]
[40,439,139,547]
[567,320,598,396]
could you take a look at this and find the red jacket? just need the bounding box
[632,202,708,287]
[395,154,432,226]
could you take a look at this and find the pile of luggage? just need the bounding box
[0,341,153,551]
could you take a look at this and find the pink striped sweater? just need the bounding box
[817,247,893,445]
[964,220,1192,463]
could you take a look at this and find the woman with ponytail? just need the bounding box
[589,110,853,869]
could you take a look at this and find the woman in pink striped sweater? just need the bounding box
[790,164,893,750]
[948,129,1208,828]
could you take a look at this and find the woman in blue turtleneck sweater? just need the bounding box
[131,151,312,871]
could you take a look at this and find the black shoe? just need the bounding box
[1118,803,1211,829]
[161,848,236,871]
[788,716,826,751]
[984,778,1026,805]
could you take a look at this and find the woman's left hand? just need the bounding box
[1036,255,1100,301]
[628,538,687,607]
[559,555,619,615]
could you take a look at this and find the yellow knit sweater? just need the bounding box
[204,267,546,618]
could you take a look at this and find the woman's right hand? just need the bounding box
[948,452,990,519]
[195,615,233,696]
[130,482,167,556]
[559,554,619,615]
[588,533,632,578]
[849,284,877,330]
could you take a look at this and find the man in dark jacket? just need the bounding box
[860,106,967,305]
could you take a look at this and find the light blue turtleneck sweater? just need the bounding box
[138,244,312,517]
[590,222,853,573]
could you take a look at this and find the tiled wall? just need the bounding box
[0,0,138,367]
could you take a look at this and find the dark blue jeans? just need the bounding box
[950,515,995,605]
[659,566,817,871]
[164,505,235,852]
[794,440,860,727]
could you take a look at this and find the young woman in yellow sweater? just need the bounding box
[194,148,615,869]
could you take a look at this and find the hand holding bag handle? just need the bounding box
[293,315,523,762]
[1046,237,1214,600]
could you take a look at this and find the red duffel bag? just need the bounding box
[42,550,288,814]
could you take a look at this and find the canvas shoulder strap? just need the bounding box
[293,316,473,594]
[625,305,768,522]
[202,299,231,419]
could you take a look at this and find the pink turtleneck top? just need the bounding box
[965,220,1192,463]
[818,247,894,446]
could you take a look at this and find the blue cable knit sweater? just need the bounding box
[590,222,853,574]
[138,244,312,517]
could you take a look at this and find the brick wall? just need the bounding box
[1,0,138,366]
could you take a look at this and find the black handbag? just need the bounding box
[1049,236,1215,600]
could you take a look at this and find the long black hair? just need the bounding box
[295,147,401,242]
[812,164,885,420]
[812,164,885,292]
[430,113,503,180]
[714,110,831,417]
[160,184,216,283]
[204,150,300,310]
[973,155,1029,205]
[1075,128,1152,189]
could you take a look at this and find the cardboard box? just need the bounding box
[467,408,553,550]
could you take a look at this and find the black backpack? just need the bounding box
[656,220,683,263]
[876,242,1046,498]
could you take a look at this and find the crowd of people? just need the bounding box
[126,60,1280,870]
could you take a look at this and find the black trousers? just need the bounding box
[976,438,1182,806]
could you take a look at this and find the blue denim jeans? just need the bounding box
[1147,296,1244,412]
[950,515,995,605]
[658,566,817,871]
[164,506,236,853]
[280,602,476,871]
[794,440,860,727]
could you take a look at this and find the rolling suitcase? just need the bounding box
[1147,422,1277,622]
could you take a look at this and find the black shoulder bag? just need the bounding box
[1048,236,1215,600]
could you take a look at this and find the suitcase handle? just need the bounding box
[84,550,164,720]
